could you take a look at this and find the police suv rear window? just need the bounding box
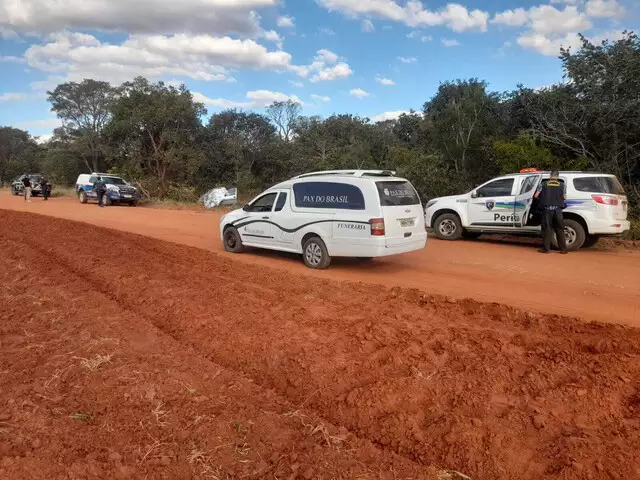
[376,181,420,206]
[293,182,365,210]
[573,176,625,195]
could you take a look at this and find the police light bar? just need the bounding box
[520,168,541,173]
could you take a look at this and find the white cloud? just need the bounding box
[289,80,304,88]
[491,8,529,27]
[317,0,489,32]
[516,32,583,56]
[314,49,339,65]
[0,92,29,102]
[17,118,62,129]
[586,0,625,18]
[516,29,627,56]
[35,134,53,144]
[0,26,18,39]
[0,0,276,36]
[309,63,352,82]
[376,76,395,86]
[22,31,306,86]
[261,29,283,48]
[277,15,295,28]
[349,88,370,98]
[529,6,591,35]
[492,6,592,35]
[305,49,353,83]
[193,90,303,109]
[397,56,418,63]
[373,110,409,122]
[311,94,331,102]
[442,38,461,47]
[407,30,432,41]
[362,19,375,32]
[319,27,336,36]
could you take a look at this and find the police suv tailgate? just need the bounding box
[376,180,425,247]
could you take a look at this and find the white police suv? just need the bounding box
[425,169,630,251]
[75,173,140,206]
[219,170,427,269]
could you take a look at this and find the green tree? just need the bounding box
[205,109,279,191]
[526,32,640,205]
[423,79,504,187]
[47,79,119,173]
[266,100,302,142]
[107,77,207,197]
[492,132,588,174]
[0,127,39,184]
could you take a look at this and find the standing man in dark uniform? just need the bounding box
[93,176,107,207]
[40,176,51,200]
[534,170,568,254]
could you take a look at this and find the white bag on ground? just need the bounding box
[200,187,238,208]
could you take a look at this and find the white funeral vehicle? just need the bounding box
[219,170,427,268]
[425,169,630,251]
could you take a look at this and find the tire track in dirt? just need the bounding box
[4,210,640,480]
[1,222,446,480]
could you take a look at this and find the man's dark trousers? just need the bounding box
[97,190,106,207]
[542,208,567,252]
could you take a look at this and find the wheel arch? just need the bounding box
[430,208,461,228]
[301,231,322,249]
[563,212,589,235]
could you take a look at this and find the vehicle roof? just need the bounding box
[505,171,612,177]
[269,169,406,190]
[91,172,123,177]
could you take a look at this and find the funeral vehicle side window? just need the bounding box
[477,178,514,198]
[274,192,287,212]
[247,193,277,212]
[293,182,365,210]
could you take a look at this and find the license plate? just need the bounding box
[399,218,415,227]
[123,194,132,198]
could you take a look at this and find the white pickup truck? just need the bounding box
[424,170,630,251]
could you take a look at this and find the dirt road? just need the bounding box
[2,194,638,326]
[2,209,640,480]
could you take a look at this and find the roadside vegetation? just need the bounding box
[1,32,638,237]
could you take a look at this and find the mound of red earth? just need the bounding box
[1,209,639,479]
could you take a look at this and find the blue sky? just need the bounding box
[1,0,638,141]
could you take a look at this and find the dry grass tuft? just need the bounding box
[151,401,169,427]
[75,353,113,371]
[188,444,228,479]
[283,410,346,449]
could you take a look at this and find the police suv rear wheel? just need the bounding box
[79,191,88,204]
[434,213,463,241]
[558,219,586,251]
[223,227,245,253]
[303,236,331,269]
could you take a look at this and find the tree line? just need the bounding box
[1,32,638,214]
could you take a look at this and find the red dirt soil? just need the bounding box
[1,194,639,326]
[2,209,640,479]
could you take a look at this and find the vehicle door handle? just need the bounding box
[261,216,270,220]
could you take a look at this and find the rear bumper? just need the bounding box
[589,220,630,235]
[327,232,427,257]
